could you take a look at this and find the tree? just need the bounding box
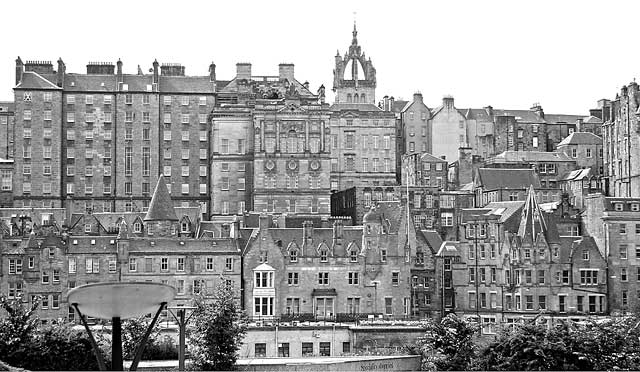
[418,314,479,371]
[188,282,248,371]
[0,294,40,366]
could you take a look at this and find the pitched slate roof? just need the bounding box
[144,175,178,221]
[64,73,117,91]
[545,114,586,123]
[463,108,493,122]
[477,168,541,190]
[492,109,545,123]
[491,150,574,163]
[562,168,593,181]
[15,72,61,90]
[583,115,603,124]
[159,76,215,93]
[557,132,603,146]
[122,74,154,91]
[420,152,446,162]
[420,230,443,252]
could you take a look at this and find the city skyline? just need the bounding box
[1,0,639,114]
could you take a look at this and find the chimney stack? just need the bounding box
[116,59,123,83]
[15,57,23,86]
[259,213,270,231]
[209,61,216,82]
[56,58,66,87]
[236,63,252,81]
[153,59,159,84]
[279,63,295,82]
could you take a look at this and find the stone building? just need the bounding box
[241,201,439,322]
[400,93,431,154]
[330,24,397,191]
[213,63,331,216]
[484,150,577,191]
[12,57,215,213]
[556,132,604,175]
[602,82,640,197]
[0,176,241,322]
[430,96,468,164]
[473,168,541,207]
[0,101,14,159]
[438,188,607,334]
[582,194,640,313]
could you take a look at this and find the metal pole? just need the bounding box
[130,303,166,371]
[73,304,107,371]
[179,309,186,371]
[112,317,123,371]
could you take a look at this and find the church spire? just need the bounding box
[352,19,358,46]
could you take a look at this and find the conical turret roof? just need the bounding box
[144,175,178,222]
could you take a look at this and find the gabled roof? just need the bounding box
[463,108,493,122]
[253,263,275,271]
[15,72,61,90]
[583,115,603,124]
[477,168,541,190]
[557,132,603,146]
[144,175,178,221]
[420,152,446,163]
[517,186,559,243]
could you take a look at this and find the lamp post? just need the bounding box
[167,306,197,371]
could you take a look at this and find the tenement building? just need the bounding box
[213,63,331,216]
[438,187,607,335]
[12,57,216,213]
[0,176,242,322]
[602,81,640,197]
[329,24,398,191]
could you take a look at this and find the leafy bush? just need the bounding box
[417,314,479,371]
[0,294,109,370]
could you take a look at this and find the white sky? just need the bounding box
[1,0,639,114]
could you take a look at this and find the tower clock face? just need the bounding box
[310,159,321,171]
[265,159,275,171]
[288,159,298,171]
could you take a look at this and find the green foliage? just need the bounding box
[418,314,480,371]
[122,316,178,360]
[0,294,108,370]
[477,317,640,371]
[188,283,248,371]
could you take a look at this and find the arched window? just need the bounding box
[361,93,366,103]
[354,93,359,102]
[347,93,352,103]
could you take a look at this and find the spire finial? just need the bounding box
[352,12,358,45]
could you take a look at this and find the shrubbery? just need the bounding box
[418,313,640,371]
[0,294,108,370]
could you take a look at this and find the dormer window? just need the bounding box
[84,224,92,233]
[381,249,387,262]
[320,249,328,262]
[631,203,640,212]
[289,250,298,263]
[180,221,189,233]
[133,222,142,233]
[349,250,358,262]
[615,203,624,211]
